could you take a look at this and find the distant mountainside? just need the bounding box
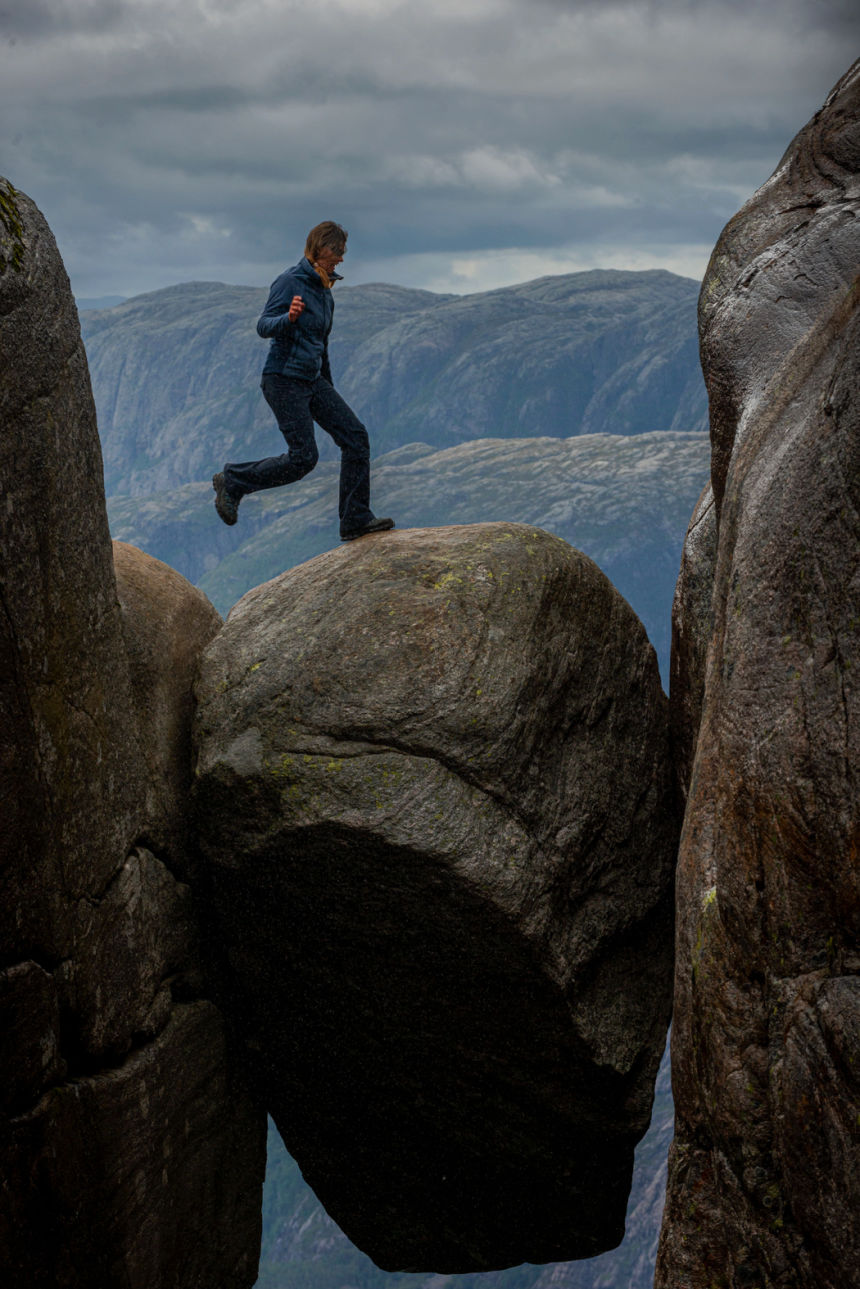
[81,269,707,498]
[75,294,127,311]
[106,430,710,677]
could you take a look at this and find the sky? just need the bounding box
[0,0,857,299]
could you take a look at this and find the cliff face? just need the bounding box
[194,522,679,1273]
[657,61,860,1288]
[0,178,266,1288]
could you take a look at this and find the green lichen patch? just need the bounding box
[692,885,719,984]
[432,570,464,592]
[0,180,25,275]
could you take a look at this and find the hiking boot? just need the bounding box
[341,516,395,542]
[213,472,240,526]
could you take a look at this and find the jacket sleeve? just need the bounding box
[256,273,297,340]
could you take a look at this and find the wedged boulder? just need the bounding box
[0,178,265,1288]
[657,61,860,1289]
[194,521,678,1272]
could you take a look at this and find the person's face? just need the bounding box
[316,244,344,274]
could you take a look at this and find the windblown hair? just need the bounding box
[304,221,348,261]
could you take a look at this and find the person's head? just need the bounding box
[305,221,348,273]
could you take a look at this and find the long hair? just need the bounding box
[304,221,348,261]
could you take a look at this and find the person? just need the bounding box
[212,221,394,541]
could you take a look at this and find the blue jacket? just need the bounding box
[257,257,342,382]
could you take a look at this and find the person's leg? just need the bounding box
[223,375,319,497]
[309,378,377,536]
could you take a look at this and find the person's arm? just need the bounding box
[256,274,304,339]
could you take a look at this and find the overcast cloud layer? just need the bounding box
[1,0,857,296]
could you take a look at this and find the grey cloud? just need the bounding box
[1,0,856,297]
[529,0,857,19]
[0,0,124,40]
[78,85,256,117]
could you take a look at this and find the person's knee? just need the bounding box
[343,426,370,461]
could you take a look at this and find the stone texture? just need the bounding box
[657,61,860,1289]
[0,177,145,971]
[260,1040,675,1289]
[668,481,716,802]
[0,963,63,1117]
[1,1002,263,1289]
[699,62,860,518]
[0,178,265,1288]
[113,538,223,863]
[194,521,678,1272]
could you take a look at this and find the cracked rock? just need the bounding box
[194,520,678,1272]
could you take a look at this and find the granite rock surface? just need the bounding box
[0,178,265,1288]
[113,539,223,862]
[194,521,679,1272]
[656,60,860,1289]
[668,481,716,802]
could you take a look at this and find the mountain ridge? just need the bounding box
[106,429,710,677]
[80,268,707,498]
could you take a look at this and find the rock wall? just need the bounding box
[194,522,679,1272]
[657,61,860,1288]
[0,179,266,1288]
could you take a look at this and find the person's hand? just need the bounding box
[288,295,305,323]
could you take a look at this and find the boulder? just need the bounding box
[0,178,265,1288]
[113,539,223,863]
[0,179,144,972]
[194,521,678,1271]
[657,60,860,1289]
[699,61,860,518]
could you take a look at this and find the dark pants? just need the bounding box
[224,374,375,536]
